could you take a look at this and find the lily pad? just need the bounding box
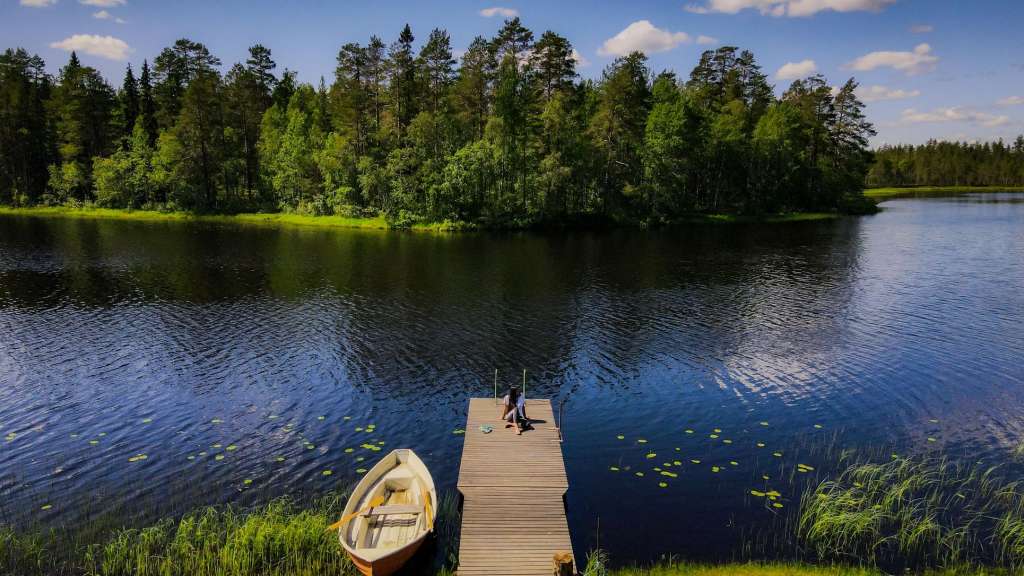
[637,439,648,444]
[610,466,620,472]
[759,421,769,426]
[40,504,52,511]
[659,482,668,488]
[215,454,225,461]
[322,470,333,476]
[646,452,657,459]
[226,445,238,451]
[773,452,783,457]
[691,459,701,464]
[711,466,720,473]
[244,479,253,485]
[756,442,766,448]
[356,468,367,474]
[141,418,152,424]
[211,419,224,424]
[616,435,625,440]
[685,429,694,434]
[635,472,644,477]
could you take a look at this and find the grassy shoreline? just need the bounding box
[864,186,1024,198]
[0,205,841,231]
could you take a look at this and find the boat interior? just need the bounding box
[345,457,430,561]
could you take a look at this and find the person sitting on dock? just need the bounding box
[500,386,528,435]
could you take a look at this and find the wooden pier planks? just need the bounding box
[456,398,574,576]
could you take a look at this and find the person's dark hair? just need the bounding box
[508,387,519,405]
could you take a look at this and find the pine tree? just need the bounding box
[139,60,158,146]
[388,24,418,139]
[120,64,140,142]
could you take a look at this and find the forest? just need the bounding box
[0,19,880,227]
[868,138,1024,189]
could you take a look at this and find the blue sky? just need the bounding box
[6,0,1023,145]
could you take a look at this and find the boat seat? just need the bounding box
[364,504,422,517]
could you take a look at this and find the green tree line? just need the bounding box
[1,19,879,226]
[868,138,1024,188]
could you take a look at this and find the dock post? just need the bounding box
[493,369,498,405]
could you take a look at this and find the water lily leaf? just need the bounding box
[723,439,732,444]
[610,466,620,472]
[344,448,354,453]
[226,445,238,451]
[355,456,365,462]
[797,464,814,471]
[616,435,625,440]
[660,471,678,478]
[635,472,644,477]
[750,490,766,497]
[653,467,661,472]
[211,419,223,424]
[929,418,939,423]
[187,456,195,460]
[452,429,465,435]
[927,437,937,443]
[128,454,148,462]
[318,416,326,421]
[673,460,682,466]
[709,434,719,439]
[729,461,739,466]
[813,424,823,429]
[356,468,367,474]
[646,453,656,459]
[762,474,770,480]
[343,416,351,420]
[141,418,152,424]
[711,466,720,473]
[244,479,253,485]
[685,429,694,434]
[759,421,769,426]
[215,455,225,461]
[40,504,52,511]
[89,440,99,445]
[355,427,364,432]
[772,502,784,508]
[713,428,722,433]
[658,482,668,488]
[756,442,766,448]
[276,456,285,462]
[212,443,222,449]
[637,439,648,444]
[691,459,701,464]
[772,452,783,457]
[322,470,333,476]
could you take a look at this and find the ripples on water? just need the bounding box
[0,193,1022,564]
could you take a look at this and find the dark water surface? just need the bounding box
[1,193,1023,566]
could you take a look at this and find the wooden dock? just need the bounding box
[456,398,575,576]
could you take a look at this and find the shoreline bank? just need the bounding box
[0,205,842,232]
[865,186,1024,199]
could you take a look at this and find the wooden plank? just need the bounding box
[456,398,575,576]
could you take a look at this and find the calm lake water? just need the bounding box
[1,193,1023,567]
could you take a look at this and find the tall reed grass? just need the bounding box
[797,455,1024,572]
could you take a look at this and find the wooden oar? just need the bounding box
[421,490,433,531]
[326,495,386,532]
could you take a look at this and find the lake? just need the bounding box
[1,193,1023,567]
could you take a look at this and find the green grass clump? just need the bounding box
[83,495,354,576]
[798,455,1024,571]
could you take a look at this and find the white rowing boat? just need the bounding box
[336,449,437,576]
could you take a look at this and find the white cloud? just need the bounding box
[79,0,125,5]
[685,0,894,18]
[696,35,719,45]
[900,107,1010,128]
[49,34,132,60]
[598,20,691,57]
[847,43,938,75]
[20,0,58,6]
[479,6,518,17]
[571,48,590,68]
[909,24,933,33]
[775,59,817,80]
[92,9,110,18]
[857,85,920,102]
[997,96,1024,106]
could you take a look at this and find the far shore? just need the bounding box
[865,186,1024,198]
[0,205,841,231]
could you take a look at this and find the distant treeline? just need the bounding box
[868,138,1024,189]
[0,19,877,226]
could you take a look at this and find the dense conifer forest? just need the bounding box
[2,19,888,226]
